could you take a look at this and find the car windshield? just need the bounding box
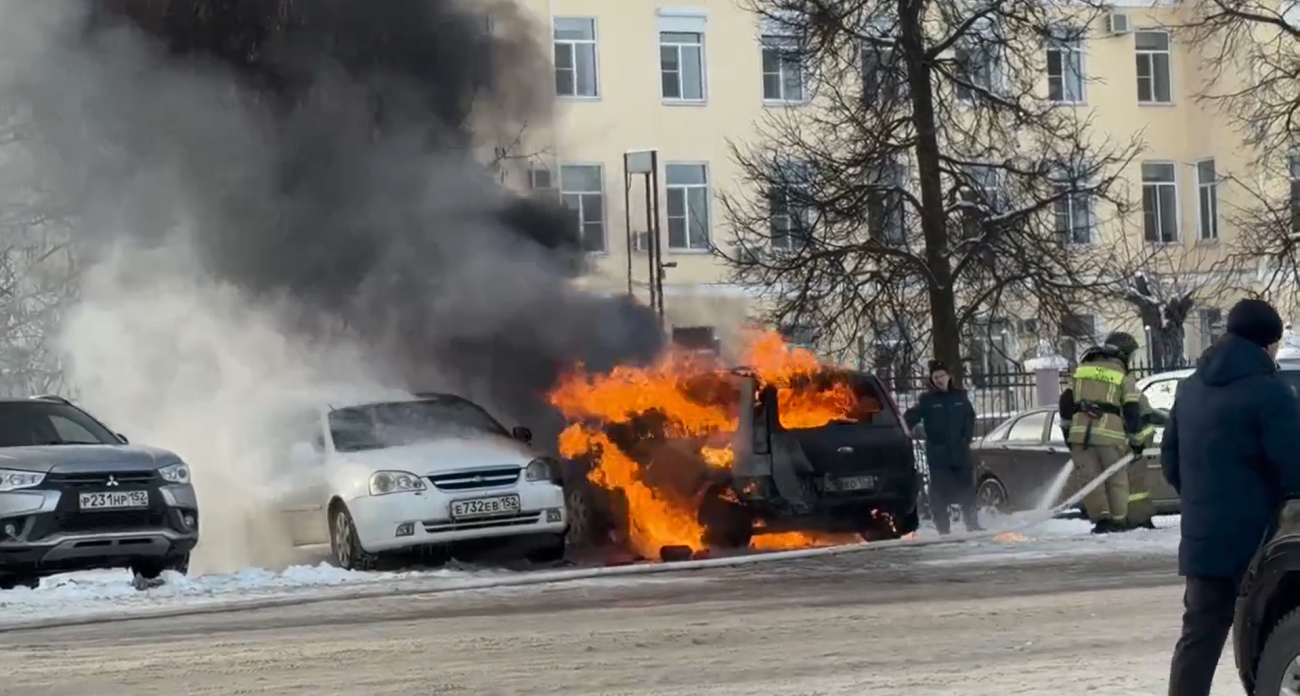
[0,401,120,447]
[328,397,510,453]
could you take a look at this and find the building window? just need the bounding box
[1198,307,1223,352]
[769,162,811,250]
[1289,151,1300,235]
[780,321,818,349]
[665,163,711,250]
[862,41,905,105]
[867,161,907,246]
[761,35,804,103]
[560,164,606,253]
[660,31,706,101]
[1141,162,1179,243]
[1196,159,1219,240]
[1060,313,1097,365]
[954,42,999,102]
[1051,166,1092,245]
[553,18,598,98]
[1046,34,1084,103]
[1135,30,1172,104]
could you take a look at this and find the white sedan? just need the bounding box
[276,394,567,570]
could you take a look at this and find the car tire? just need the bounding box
[131,552,190,580]
[328,503,379,572]
[0,573,40,590]
[564,484,598,548]
[527,533,567,564]
[698,487,752,550]
[1256,607,1300,696]
[976,476,1009,512]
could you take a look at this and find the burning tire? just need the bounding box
[698,486,752,550]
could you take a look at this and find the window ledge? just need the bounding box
[663,99,708,107]
[666,247,714,255]
[1049,99,1087,106]
[1138,101,1177,107]
[763,99,808,107]
[557,95,602,102]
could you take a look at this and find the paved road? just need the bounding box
[0,548,1240,696]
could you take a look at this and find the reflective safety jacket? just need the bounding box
[1065,349,1148,448]
[1128,392,1159,508]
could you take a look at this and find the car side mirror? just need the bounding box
[116,433,129,444]
[512,426,533,444]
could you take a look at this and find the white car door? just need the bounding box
[277,413,333,547]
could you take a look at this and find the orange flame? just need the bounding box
[550,330,871,559]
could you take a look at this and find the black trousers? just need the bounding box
[928,466,978,534]
[1168,575,1240,696]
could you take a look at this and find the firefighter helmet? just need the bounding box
[1103,331,1139,360]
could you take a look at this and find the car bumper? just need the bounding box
[348,482,567,553]
[0,484,199,572]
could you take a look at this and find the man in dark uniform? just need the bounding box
[1163,298,1300,696]
[905,360,983,535]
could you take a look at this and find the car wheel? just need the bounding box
[0,573,39,590]
[328,503,379,572]
[564,484,595,547]
[976,476,1009,512]
[698,487,752,550]
[1256,607,1300,696]
[527,533,567,564]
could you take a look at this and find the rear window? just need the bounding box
[778,370,896,429]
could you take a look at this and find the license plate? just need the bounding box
[450,494,521,520]
[79,490,150,510]
[836,475,878,492]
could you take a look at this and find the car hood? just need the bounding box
[0,445,179,474]
[337,438,534,475]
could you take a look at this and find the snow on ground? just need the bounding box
[0,512,1182,626]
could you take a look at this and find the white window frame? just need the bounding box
[559,163,607,254]
[1045,34,1085,104]
[769,161,812,251]
[552,17,599,99]
[658,15,708,104]
[664,162,712,251]
[760,34,806,104]
[1194,158,1219,241]
[1135,30,1172,105]
[1141,160,1180,244]
[1051,165,1093,245]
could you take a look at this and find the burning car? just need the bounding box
[551,333,923,560]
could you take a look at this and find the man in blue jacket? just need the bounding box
[1162,298,1300,696]
[905,360,982,535]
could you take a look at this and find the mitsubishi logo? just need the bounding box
[470,475,485,484]
[105,475,120,487]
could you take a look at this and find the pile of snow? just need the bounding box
[912,512,1181,566]
[0,563,511,625]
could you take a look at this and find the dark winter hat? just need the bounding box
[927,359,948,375]
[1226,298,1285,348]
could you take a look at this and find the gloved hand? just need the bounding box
[1130,441,1145,458]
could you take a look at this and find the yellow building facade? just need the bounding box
[494,0,1271,363]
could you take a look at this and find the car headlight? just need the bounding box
[524,458,556,483]
[158,461,191,484]
[0,469,44,492]
[369,470,427,496]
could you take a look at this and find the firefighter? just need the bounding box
[1123,391,1159,531]
[1057,331,1151,534]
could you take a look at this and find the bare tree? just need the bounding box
[719,0,1150,384]
[1122,244,1242,369]
[0,104,78,396]
[1182,0,1300,315]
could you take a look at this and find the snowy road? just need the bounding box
[1,514,1230,696]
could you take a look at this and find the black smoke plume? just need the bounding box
[63,0,663,444]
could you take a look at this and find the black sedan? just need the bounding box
[969,407,1179,515]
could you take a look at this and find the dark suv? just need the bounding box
[1234,498,1300,695]
[0,396,198,589]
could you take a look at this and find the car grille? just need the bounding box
[428,467,520,491]
[54,508,169,532]
[46,470,159,489]
[422,511,540,533]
